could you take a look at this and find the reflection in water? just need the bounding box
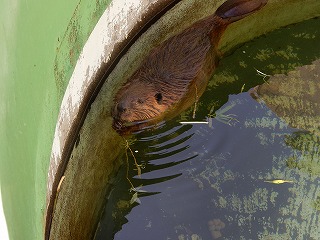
[251,59,320,136]
[95,18,320,239]
[285,133,320,177]
[251,58,320,203]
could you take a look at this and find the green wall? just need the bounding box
[0,0,111,239]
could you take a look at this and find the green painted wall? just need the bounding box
[0,0,111,239]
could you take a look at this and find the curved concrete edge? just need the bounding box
[45,0,182,239]
[219,0,320,53]
[45,0,320,239]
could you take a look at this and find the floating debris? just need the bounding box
[129,185,147,205]
[240,83,246,93]
[255,68,271,83]
[179,121,209,125]
[264,179,294,184]
[129,185,147,193]
[130,192,141,205]
[208,219,226,239]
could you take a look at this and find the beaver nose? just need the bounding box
[116,102,127,114]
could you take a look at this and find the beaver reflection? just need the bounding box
[112,0,268,135]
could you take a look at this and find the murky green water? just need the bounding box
[95,18,320,240]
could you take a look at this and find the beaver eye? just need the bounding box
[137,98,144,104]
[155,93,162,104]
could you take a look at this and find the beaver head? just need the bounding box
[112,80,170,131]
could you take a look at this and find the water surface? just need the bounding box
[95,17,320,240]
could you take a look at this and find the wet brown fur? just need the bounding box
[112,0,268,134]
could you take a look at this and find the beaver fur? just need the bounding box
[112,0,267,134]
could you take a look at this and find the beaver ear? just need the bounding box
[155,93,163,104]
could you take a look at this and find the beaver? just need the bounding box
[112,0,268,134]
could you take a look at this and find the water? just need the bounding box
[95,17,320,240]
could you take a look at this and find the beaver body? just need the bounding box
[112,0,267,134]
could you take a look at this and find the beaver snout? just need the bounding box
[115,102,127,114]
[112,101,128,125]
[112,103,125,131]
